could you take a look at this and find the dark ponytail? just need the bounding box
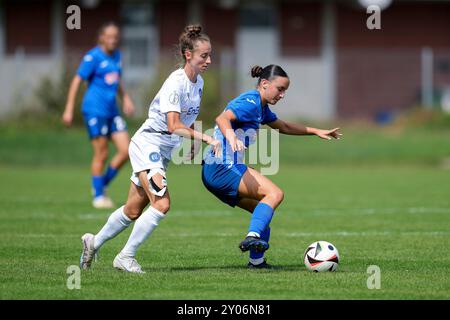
[251,64,288,85]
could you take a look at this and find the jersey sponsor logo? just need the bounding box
[149,152,161,162]
[246,98,257,105]
[104,72,119,85]
[186,106,200,115]
[169,91,180,105]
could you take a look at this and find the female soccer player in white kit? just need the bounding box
[79,25,219,273]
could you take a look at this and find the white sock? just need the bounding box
[246,231,260,238]
[94,205,132,251]
[249,257,265,265]
[121,206,166,257]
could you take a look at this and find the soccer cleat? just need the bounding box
[92,195,115,209]
[80,233,96,270]
[239,236,269,253]
[247,259,273,269]
[113,252,146,274]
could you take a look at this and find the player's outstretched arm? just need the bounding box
[267,119,342,140]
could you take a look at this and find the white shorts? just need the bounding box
[128,138,172,187]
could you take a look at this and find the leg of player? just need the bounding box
[237,167,284,254]
[113,170,170,273]
[90,137,113,208]
[103,131,130,188]
[79,182,149,270]
[237,198,273,269]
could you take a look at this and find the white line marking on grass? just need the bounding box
[286,230,450,237]
[406,207,450,214]
[77,210,235,220]
[20,230,450,240]
[23,234,80,238]
[167,210,235,217]
[78,213,108,220]
[167,232,235,238]
[284,207,450,216]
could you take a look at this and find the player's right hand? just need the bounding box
[62,110,73,126]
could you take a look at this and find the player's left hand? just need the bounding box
[315,127,342,140]
[210,139,222,157]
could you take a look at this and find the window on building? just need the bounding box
[120,2,157,79]
[239,1,276,28]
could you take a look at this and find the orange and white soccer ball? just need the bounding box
[304,241,340,272]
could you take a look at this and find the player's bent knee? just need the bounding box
[118,149,129,160]
[94,149,109,162]
[116,151,129,166]
[123,205,142,220]
[268,188,284,207]
[153,200,170,214]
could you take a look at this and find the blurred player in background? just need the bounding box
[202,65,342,269]
[79,25,219,273]
[62,22,135,209]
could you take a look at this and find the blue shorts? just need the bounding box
[83,114,127,140]
[201,161,248,207]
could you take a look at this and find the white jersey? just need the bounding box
[132,68,204,157]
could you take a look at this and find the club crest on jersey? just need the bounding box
[169,91,180,105]
[149,152,161,162]
[104,72,119,85]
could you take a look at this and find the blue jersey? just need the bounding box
[205,90,278,165]
[77,46,122,117]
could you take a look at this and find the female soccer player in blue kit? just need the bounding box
[202,65,342,269]
[63,22,135,209]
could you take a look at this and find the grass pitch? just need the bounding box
[0,123,449,299]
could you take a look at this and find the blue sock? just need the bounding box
[250,227,271,260]
[103,166,119,187]
[92,176,104,198]
[248,202,274,236]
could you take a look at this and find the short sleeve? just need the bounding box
[159,78,182,114]
[226,98,256,122]
[77,53,96,80]
[261,106,278,124]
